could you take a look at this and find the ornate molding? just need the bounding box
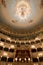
[1,0,6,7]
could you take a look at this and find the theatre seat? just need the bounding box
[32,58,38,62]
[0,46,3,50]
[41,39,43,42]
[1,56,7,62]
[31,49,36,53]
[39,57,43,62]
[4,47,9,52]
[1,38,5,42]
[9,48,14,53]
[7,58,13,62]
[37,47,42,52]
[35,40,40,44]
[31,41,35,45]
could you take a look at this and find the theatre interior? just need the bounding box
[0,0,43,65]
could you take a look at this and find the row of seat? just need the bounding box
[32,57,43,62]
[0,56,13,62]
[0,43,43,53]
[0,38,43,45]
[0,30,41,40]
[0,56,30,62]
[0,44,43,54]
[0,56,43,63]
[0,46,14,53]
[31,47,43,53]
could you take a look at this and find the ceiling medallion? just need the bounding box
[14,1,31,22]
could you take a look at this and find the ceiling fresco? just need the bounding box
[0,0,43,29]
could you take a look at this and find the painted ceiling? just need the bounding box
[0,0,43,30]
